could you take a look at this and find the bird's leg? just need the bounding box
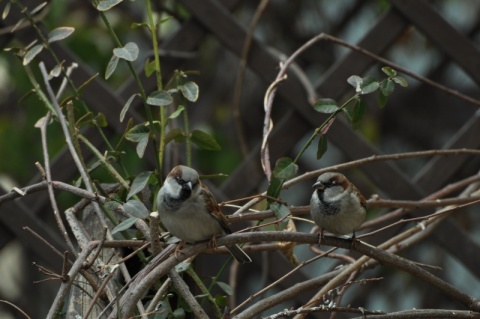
[318,228,325,245]
[208,235,218,249]
[174,241,185,259]
[350,231,357,250]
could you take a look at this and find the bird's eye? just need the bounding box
[324,180,335,187]
[175,176,185,185]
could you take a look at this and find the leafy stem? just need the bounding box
[97,4,162,177]
[293,94,359,165]
[145,0,166,181]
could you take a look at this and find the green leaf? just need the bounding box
[393,76,408,87]
[347,75,363,92]
[48,62,63,79]
[351,99,366,126]
[215,294,229,308]
[270,202,290,223]
[112,217,138,234]
[113,42,139,62]
[381,66,397,77]
[144,58,156,77]
[179,81,199,102]
[77,74,99,93]
[379,78,395,96]
[120,93,137,122]
[48,27,74,43]
[127,171,153,200]
[266,158,296,199]
[174,261,191,273]
[104,200,121,212]
[191,130,221,150]
[131,22,148,29]
[360,76,379,95]
[266,175,283,199]
[97,0,123,11]
[136,137,149,158]
[2,2,10,20]
[94,113,108,127]
[313,98,339,114]
[378,91,388,108]
[316,134,328,160]
[125,123,150,158]
[273,157,298,180]
[156,16,172,27]
[30,2,47,15]
[216,282,233,296]
[172,308,186,318]
[147,90,173,106]
[165,128,185,144]
[105,55,119,79]
[23,44,43,65]
[123,200,149,218]
[169,105,185,119]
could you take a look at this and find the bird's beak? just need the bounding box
[184,181,193,191]
[312,181,324,189]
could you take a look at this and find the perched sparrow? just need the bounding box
[157,165,252,264]
[310,172,366,238]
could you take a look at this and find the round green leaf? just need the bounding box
[216,282,233,296]
[147,90,173,106]
[360,76,379,95]
[144,58,156,77]
[179,81,199,102]
[174,261,192,273]
[381,66,397,77]
[379,78,395,96]
[94,112,108,127]
[48,27,75,43]
[313,98,339,113]
[113,42,139,62]
[273,157,298,180]
[125,123,150,158]
[191,130,221,150]
[123,200,149,218]
[97,0,123,11]
[393,76,408,87]
[165,128,185,144]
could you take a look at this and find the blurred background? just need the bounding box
[0,0,480,317]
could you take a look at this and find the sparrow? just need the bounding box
[310,172,366,238]
[156,165,252,264]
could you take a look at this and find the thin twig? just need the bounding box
[233,0,270,157]
[83,265,119,319]
[168,269,209,319]
[285,149,480,188]
[46,241,98,319]
[232,247,337,314]
[263,305,385,319]
[0,300,32,319]
[38,111,75,253]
